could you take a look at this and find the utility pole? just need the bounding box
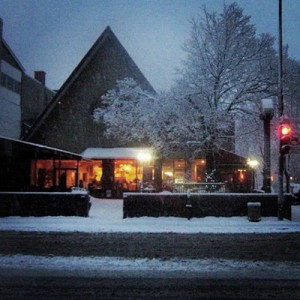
[278,0,284,117]
[278,0,284,220]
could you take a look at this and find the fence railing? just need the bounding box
[173,182,226,193]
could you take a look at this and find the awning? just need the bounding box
[81,147,153,160]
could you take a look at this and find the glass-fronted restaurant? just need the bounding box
[0,136,251,196]
[0,136,82,192]
[31,148,251,196]
[79,148,154,197]
[78,148,212,196]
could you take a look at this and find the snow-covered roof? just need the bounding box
[81,147,153,160]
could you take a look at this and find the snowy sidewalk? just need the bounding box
[0,198,300,234]
[1,255,300,280]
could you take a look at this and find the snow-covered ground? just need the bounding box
[1,255,300,280]
[1,198,300,279]
[0,197,300,234]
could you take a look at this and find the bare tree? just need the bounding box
[174,2,277,170]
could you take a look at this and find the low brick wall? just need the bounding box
[0,192,91,217]
[123,193,292,220]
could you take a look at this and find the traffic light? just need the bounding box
[279,121,292,155]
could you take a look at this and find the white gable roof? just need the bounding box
[81,147,153,160]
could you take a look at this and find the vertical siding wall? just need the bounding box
[0,60,22,138]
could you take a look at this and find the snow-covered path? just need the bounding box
[0,198,299,234]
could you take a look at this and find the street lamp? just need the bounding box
[247,159,259,190]
[137,151,152,192]
[260,98,274,193]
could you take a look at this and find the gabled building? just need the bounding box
[22,26,158,196]
[25,26,155,153]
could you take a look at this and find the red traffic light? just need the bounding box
[280,125,291,136]
[279,121,292,155]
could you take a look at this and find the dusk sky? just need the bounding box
[1,0,299,91]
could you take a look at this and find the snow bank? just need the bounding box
[0,198,299,234]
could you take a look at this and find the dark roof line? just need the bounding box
[2,39,25,72]
[0,135,82,159]
[218,148,247,161]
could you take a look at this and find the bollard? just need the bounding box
[247,202,261,222]
[186,189,192,220]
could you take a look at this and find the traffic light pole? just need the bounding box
[278,0,284,117]
[278,0,284,220]
[278,154,284,220]
[278,121,292,220]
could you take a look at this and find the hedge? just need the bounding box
[0,192,91,217]
[123,193,292,220]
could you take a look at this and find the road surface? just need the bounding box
[0,231,300,299]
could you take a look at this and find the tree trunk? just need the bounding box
[154,158,163,192]
[101,159,115,197]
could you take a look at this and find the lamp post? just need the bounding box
[247,159,259,190]
[260,98,274,193]
[137,151,152,192]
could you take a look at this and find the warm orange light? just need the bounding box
[239,172,244,181]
